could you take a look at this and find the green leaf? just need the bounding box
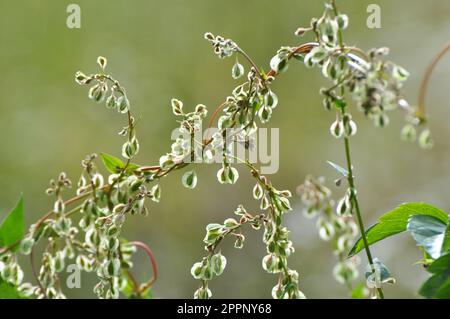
[121,278,152,299]
[334,99,347,109]
[442,225,450,254]
[0,195,25,248]
[407,215,447,259]
[419,253,450,299]
[100,153,140,174]
[327,161,348,177]
[0,279,25,299]
[349,203,449,257]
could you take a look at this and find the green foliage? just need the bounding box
[0,195,25,248]
[0,279,25,299]
[419,254,450,299]
[100,153,139,174]
[349,203,449,256]
[407,215,448,259]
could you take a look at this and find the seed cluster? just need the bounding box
[192,167,304,299]
[297,176,361,293]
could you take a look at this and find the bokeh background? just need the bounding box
[0,0,449,298]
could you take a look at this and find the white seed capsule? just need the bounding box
[344,119,358,137]
[194,287,212,299]
[182,170,198,189]
[231,60,244,79]
[401,124,417,142]
[171,98,183,116]
[252,183,263,200]
[419,129,434,149]
[262,254,280,274]
[210,253,227,276]
[336,196,352,216]
[336,14,349,30]
[330,119,344,138]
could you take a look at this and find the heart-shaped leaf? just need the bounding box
[349,203,448,257]
[0,195,25,248]
[407,215,447,259]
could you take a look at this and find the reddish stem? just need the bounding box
[130,241,158,293]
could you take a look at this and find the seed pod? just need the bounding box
[210,253,227,276]
[105,258,121,277]
[265,91,278,109]
[317,217,335,241]
[374,113,390,128]
[117,95,130,113]
[195,104,208,118]
[88,83,106,103]
[107,225,120,237]
[270,54,289,73]
[336,14,349,29]
[54,198,65,215]
[107,237,120,251]
[333,262,358,284]
[271,283,285,299]
[202,264,213,281]
[18,283,37,297]
[122,137,139,159]
[19,237,35,255]
[216,167,227,184]
[419,129,434,149]
[75,71,89,85]
[171,98,183,116]
[337,234,353,253]
[53,251,65,273]
[262,254,280,274]
[182,170,198,189]
[231,60,244,79]
[401,124,417,142]
[92,173,104,188]
[330,119,344,138]
[258,105,272,123]
[204,32,214,41]
[277,197,292,212]
[343,114,357,137]
[106,94,117,109]
[253,183,263,200]
[336,196,352,216]
[76,255,90,272]
[194,287,212,299]
[159,154,175,169]
[308,46,327,64]
[234,234,245,249]
[223,218,239,228]
[260,195,270,210]
[97,56,107,70]
[149,184,161,202]
[190,262,204,279]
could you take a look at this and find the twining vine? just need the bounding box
[0,0,440,299]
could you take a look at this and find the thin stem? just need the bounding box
[30,248,46,298]
[418,43,450,120]
[331,0,344,49]
[130,241,158,293]
[343,134,384,299]
[236,47,265,83]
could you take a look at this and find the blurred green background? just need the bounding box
[0,0,449,298]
